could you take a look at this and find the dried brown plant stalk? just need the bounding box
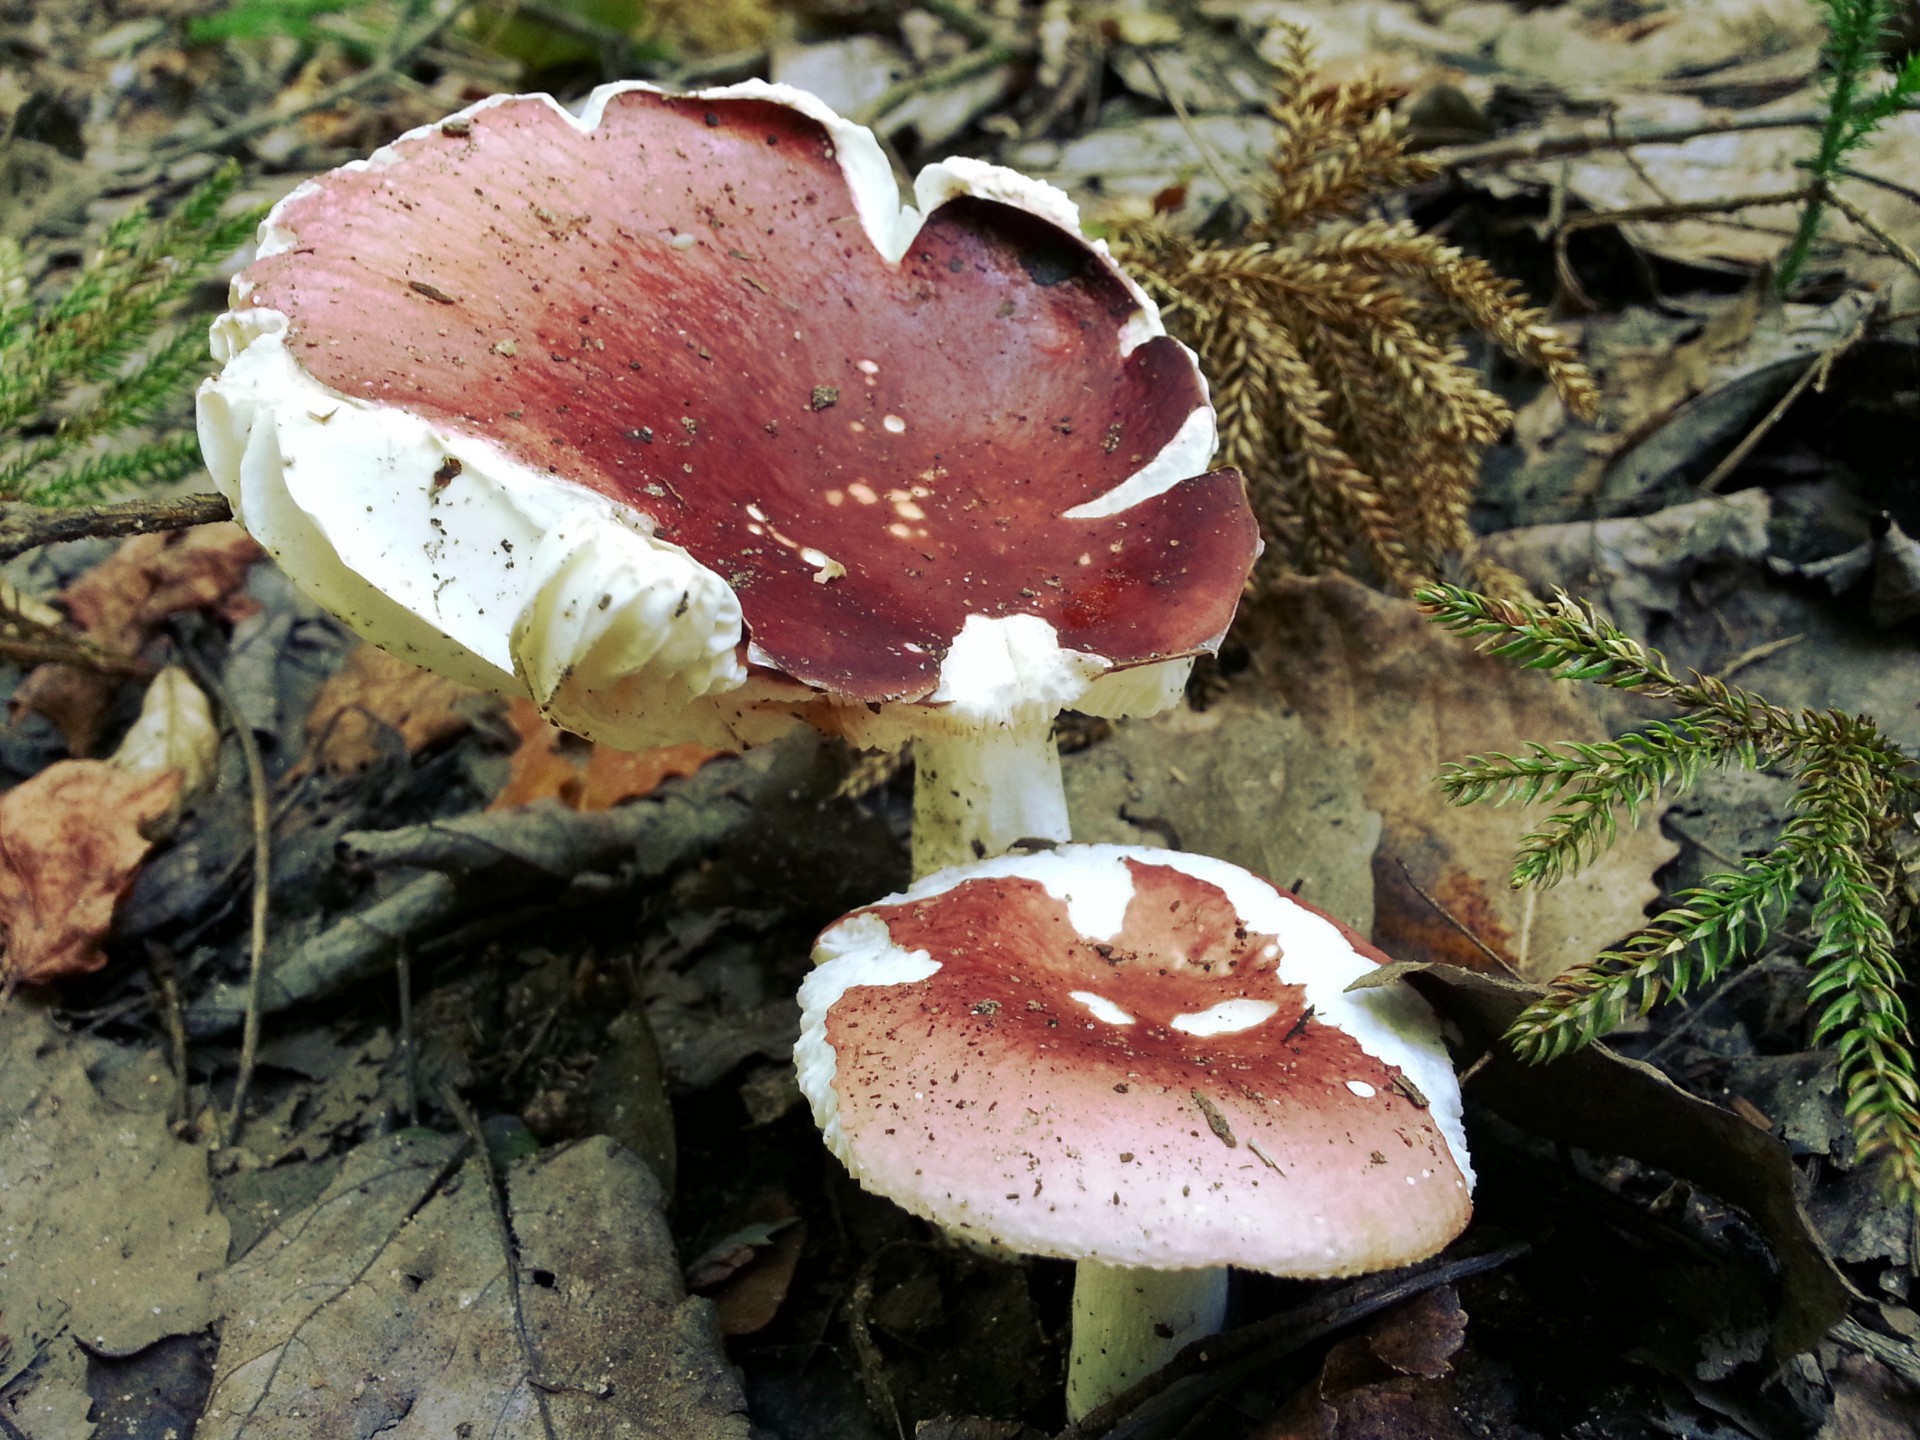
[1112,30,1600,594]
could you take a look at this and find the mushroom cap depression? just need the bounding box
[199,82,1260,750]
[796,846,1473,1276]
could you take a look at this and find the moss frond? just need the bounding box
[1111,29,1596,594]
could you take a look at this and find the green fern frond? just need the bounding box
[19,433,207,507]
[1509,846,1805,1062]
[0,160,263,505]
[1420,582,1920,1202]
[1780,0,1920,289]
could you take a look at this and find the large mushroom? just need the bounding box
[795,844,1474,1420]
[198,81,1260,872]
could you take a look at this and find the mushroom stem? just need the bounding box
[1066,1262,1229,1421]
[911,714,1069,878]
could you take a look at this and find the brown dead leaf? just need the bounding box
[689,1209,806,1337]
[489,696,723,811]
[296,642,494,777]
[1820,1355,1920,1440]
[1237,574,1675,982]
[11,524,262,755]
[1259,1289,1472,1440]
[0,760,180,984]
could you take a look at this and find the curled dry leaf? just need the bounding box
[489,696,723,812]
[1236,574,1675,983]
[0,760,180,983]
[294,641,495,777]
[112,664,220,800]
[11,523,262,755]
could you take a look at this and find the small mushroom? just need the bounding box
[794,844,1473,1420]
[197,82,1260,869]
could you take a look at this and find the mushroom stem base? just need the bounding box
[911,717,1069,878]
[1066,1262,1229,1421]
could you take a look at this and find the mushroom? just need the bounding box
[197,81,1260,872]
[794,844,1474,1421]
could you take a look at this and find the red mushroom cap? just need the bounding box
[796,845,1473,1275]
[200,82,1260,748]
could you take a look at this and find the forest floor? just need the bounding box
[1,0,1918,1436]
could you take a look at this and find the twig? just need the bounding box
[1555,186,1815,236]
[397,943,418,1128]
[439,1083,561,1440]
[1552,186,1812,310]
[1697,291,1873,492]
[1133,48,1243,214]
[1824,185,1920,286]
[1835,1317,1920,1389]
[914,0,1003,47]
[0,632,155,678]
[175,632,273,1146]
[150,945,194,1129]
[1833,163,1920,209]
[0,492,232,564]
[1721,632,1805,680]
[856,45,1011,132]
[1426,108,1865,171]
[146,0,478,169]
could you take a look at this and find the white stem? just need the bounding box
[1066,1263,1229,1421]
[911,715,1069,878]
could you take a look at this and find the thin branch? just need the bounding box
[1825,184,1920,285]
[1393,857,1520,976]
[1697,291,1873,492]
[175,634,272,1146]
[1132,47,1244,213]
[440,1084,562,1440]
[915,0,1004,47]
[1427,109,1840,171]
[0,492,232,564]
[1554,186,1815,235]
[0,632,155,678]
[855,44,1012,131]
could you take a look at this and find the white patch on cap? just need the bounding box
[1124,849,1474,1189]
[797,910,942,1163]
[1346,1080,1377,1098]
[1170,999,1279,1037]
[1069,991,1135,1026]
[1061,404,1217,521]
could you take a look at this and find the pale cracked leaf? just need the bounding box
[202,1132,749,1439]
[0,1003,229,1391]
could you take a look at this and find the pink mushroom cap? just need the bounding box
[199,82,1260,750]
[796,845,1474,1276]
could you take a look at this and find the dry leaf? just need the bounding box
[1263,1288,1473,1440]
[489,696,722,812]
[0,1004,230,1399]
[1237,574,1675,983]
[11,524,262,755]
[0,760,181,984]
[111,665,219,800]
[296,642,493,777]
[202,1133,751,1439]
